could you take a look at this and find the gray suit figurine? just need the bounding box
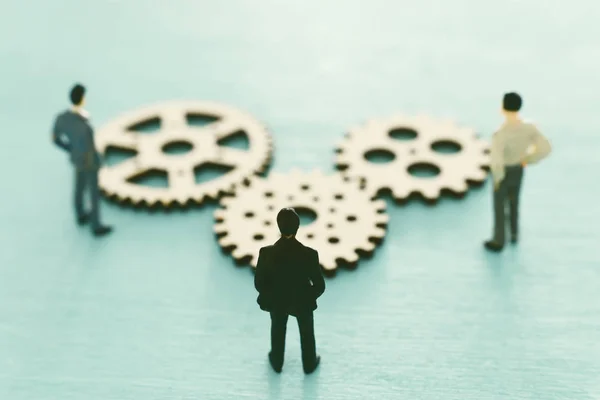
[484,92,551,252]
[52,83,113,237]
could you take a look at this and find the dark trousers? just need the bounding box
[492,165,524,244]
[269,311,317,370]
[74,168,101,229]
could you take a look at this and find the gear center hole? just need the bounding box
[293,207,317,226]
[162,140,194,155]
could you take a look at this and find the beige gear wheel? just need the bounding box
[213,169,389,273]
[95,101,272,206]
[335,114,490,202]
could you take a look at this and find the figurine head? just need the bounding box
[277,207,300,238]
[502,92,522,115]
[70,83,86,107]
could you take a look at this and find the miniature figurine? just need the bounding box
[254,208,325,373]
[485,92,551,252]
[52,83,113,237]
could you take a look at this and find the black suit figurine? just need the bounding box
[254,208,326,374]
[52,83,112,237]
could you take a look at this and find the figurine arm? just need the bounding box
[489,131,505,187]
[254,248,271,293]
[52,116,71,151]
[524,125,552,165]
[308,250,325,298]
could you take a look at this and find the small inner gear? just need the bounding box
[335,114,490,201]
[95,101,272,206]
[213,169,389,273]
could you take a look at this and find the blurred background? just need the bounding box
[0,0,599,399]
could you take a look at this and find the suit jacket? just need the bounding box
[254,237,325,316]
[52,110,101,170]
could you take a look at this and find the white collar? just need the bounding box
[72,107,90,119]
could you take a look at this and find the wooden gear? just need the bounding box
[335,114,490,202]
[214,169,389,273]
[94,101,273,207]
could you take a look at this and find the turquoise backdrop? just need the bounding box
[1,1,598,399]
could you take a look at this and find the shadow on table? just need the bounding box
[267,366,282,400]
[302,369,320,400]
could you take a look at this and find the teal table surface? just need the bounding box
[1,1,599,399]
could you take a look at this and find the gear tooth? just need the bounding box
[360,241,376,252]
[468,168,487,181]
[365,185,380,201]
[249,256,259,268]
[420,186,440,201]
[218,236,234,248]
[144,198,157,207]
[209,187,223,199]
[219,195,234,207]
[344,252,359,264]
[372,227,387,238]
[321,260,337,272]
[334,154,348,167]
[214,209,226,220]
[376,213,390,223]
[372,199,387,211]
[179,195,191,205]
[392,184,411,201]
[335,138,348,150]
[232,247,250,260]
[213,223,228,234]
[449,180,468,194]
